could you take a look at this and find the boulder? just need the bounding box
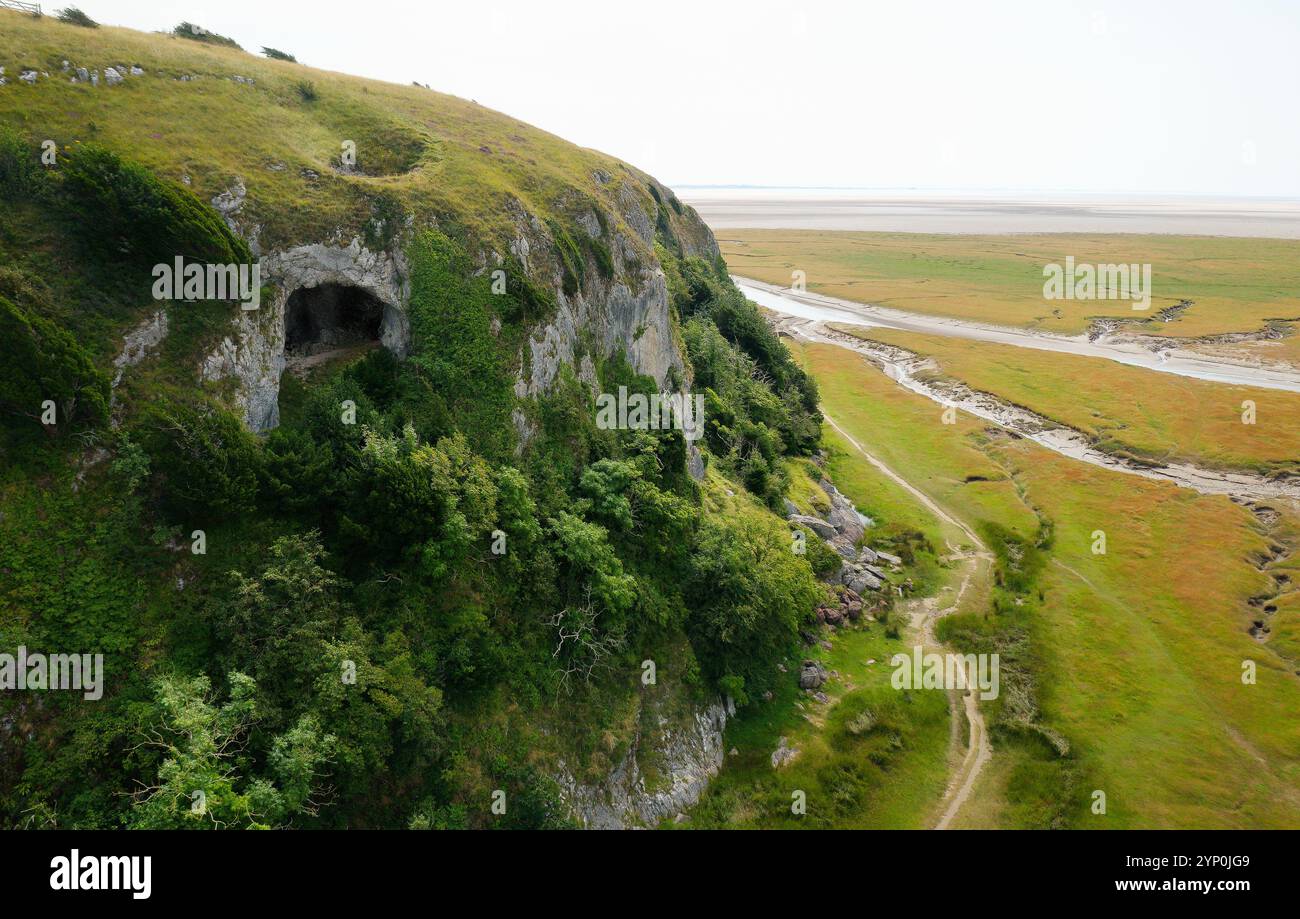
[799,660,829,690]
[104,67,123,86]
[789,514,838,541]
[875,549,903,566]
[856,546,879,565]
[844,566,883,594]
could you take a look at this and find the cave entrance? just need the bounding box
[283,283,385,370]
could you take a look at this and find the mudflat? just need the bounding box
[677,187,1300,238]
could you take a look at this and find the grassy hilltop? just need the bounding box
[0,10,717,253]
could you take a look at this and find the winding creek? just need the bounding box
[761,297,1300,504]
[738,277,1300,394]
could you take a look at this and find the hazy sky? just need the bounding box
[86,0,1300,197]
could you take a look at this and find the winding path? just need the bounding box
[823,414,992,830]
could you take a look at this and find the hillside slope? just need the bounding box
[0,12,830,829]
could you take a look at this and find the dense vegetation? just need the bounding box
[0,112,829,829]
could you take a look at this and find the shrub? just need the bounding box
[0,126,39,201]
[296,80,318,103]
[262,47,297,62]
[173,22,242,49]
[58,144,250,268]
[138,398,262,520]
[56,7,97,27]
[0,294,110,431]
[545,218,585,296]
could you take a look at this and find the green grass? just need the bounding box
[795,340,1300,827]
[722,229,1300,364]
[838,325,1300,476]
[0,10,714,259]
[685,621,952,829]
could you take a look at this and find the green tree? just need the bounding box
[130,672,333,829]
[687,515,823,703]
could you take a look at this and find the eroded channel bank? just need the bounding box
[775,314,1300,504]
[738,277,1300,394]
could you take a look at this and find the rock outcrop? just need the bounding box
[556,697,731,829]
[786,475,892,596]
[199,238,410,431]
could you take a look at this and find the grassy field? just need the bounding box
[687,462,957,828]
[834,325,1300,476]
[721,229,1300,363]
[793,340,1300,828]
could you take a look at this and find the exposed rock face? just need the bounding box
[199,238,410,431]
[786,477,892,594]
[556,698,730,829]
[505,190,709,477]
[821,480,866,545]
[516,268,682,402]
[112,309,168,387]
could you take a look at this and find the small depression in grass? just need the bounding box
[284,282,384,370]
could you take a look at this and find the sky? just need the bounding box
[83,0,1300,197]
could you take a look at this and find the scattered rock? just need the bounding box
[821,479,866,544]
[104,67,123,86]
[130,66,144,76]
[842,564,883,594]
[799,660,829,689]
[875,549,903,566]
[770,736,800,769]
[211,178,247,226]
[19,70,37,85]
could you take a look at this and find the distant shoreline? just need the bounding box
[675,187,1300,238]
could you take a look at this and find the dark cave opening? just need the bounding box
[284,283,385,360]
